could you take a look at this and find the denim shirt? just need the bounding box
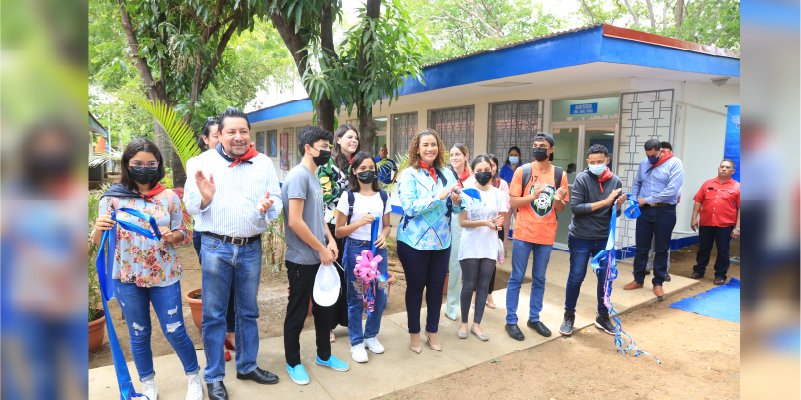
[396,166,463,250]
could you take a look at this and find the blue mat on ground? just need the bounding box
[670,278,740,323]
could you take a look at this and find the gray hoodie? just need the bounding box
[568,169,623,240]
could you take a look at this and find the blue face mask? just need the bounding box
[508,156,519,165]
[648,155,660,164]
[588,163,607,176]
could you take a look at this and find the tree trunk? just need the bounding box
[357,102,377,154]
[317,98,336,133]
[354,0,381,153]
[317,1,337,133]
[675,0,685,29]
[153,120,187,188]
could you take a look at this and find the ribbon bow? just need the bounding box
[590,194,660,364]
[96,208,162,399]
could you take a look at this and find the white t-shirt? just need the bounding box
[458,186,509,260]
[335,191,391,241]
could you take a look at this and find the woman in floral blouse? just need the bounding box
[92,138,202,400]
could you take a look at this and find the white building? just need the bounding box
[246,24,740,251]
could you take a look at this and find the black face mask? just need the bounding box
[129,167,160,185]
[474,171,493,186]
[312,149,332,167]
[356,170,378,184]
[531,147,549,162]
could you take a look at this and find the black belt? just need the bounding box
[204,232,262,246]
[642,203,675,208]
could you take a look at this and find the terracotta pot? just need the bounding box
[185,288,203,335]
[88,314,106,353]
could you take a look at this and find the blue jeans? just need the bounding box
[200,235,262,383]
[633,205,676,286]
[193,230,236,333]
[114,280,200,381]
[344,238,388,346]
[505,240,553,324]
[565,236,609,317]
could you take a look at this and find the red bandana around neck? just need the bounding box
[419,161,438,183]
[217,143,259,167]
[457,166,471,184]
[140,183,166,201]
[647,150,673,173]
[596,167,613,193]
[228,144,259,167]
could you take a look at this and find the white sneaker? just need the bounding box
[141,378,158,400]
[350,343,369,363]
[185,372,203,400]
[364,337,385,354]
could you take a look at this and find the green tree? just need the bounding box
[90,1,295,186]
[405,0,565,64]
[102,0,264,186]
[267,0,428,151]
[577,0,740,50]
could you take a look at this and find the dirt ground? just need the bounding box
[90,243,741,400]
[379,245,741,400]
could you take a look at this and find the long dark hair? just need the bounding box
[348,151,380,192]
[120,138,164,190]
[506,146,521,165]
[334,124,360,171]
[470,154,493,172]
[487,153,500,179]
[197,116,218,151]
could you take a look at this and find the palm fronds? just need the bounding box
[134,98,201,167]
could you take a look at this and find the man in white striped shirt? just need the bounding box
[184,107,282,400]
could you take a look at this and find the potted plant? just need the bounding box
[88,189,106,352]
[185,288,203,334]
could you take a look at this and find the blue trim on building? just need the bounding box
[600,37,740,77]
[248,99,313,123]
[397,27,603,96]
[248,26,740,124]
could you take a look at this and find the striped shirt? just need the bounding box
[184,148,283,237]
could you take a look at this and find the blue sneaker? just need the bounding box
[285,363,310,385]
[315,354,350,372]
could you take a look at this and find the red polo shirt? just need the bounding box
[693,178,740,227]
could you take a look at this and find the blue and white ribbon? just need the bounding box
[96,208,162,399]
[590,195,661,364]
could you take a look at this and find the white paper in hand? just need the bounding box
[313,262,340,307]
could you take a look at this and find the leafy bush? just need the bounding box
[88,187,107,321]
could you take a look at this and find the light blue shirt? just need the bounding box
[396,167,463,250]
[631,156,684,205]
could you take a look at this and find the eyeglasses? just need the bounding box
[130,161,159,169]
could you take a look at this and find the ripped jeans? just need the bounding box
[115,280,199,382]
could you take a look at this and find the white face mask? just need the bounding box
[588,163,607,176]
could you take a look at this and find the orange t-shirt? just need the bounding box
[509,163,569,245]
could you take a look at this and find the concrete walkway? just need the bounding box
[89,252,698,399]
